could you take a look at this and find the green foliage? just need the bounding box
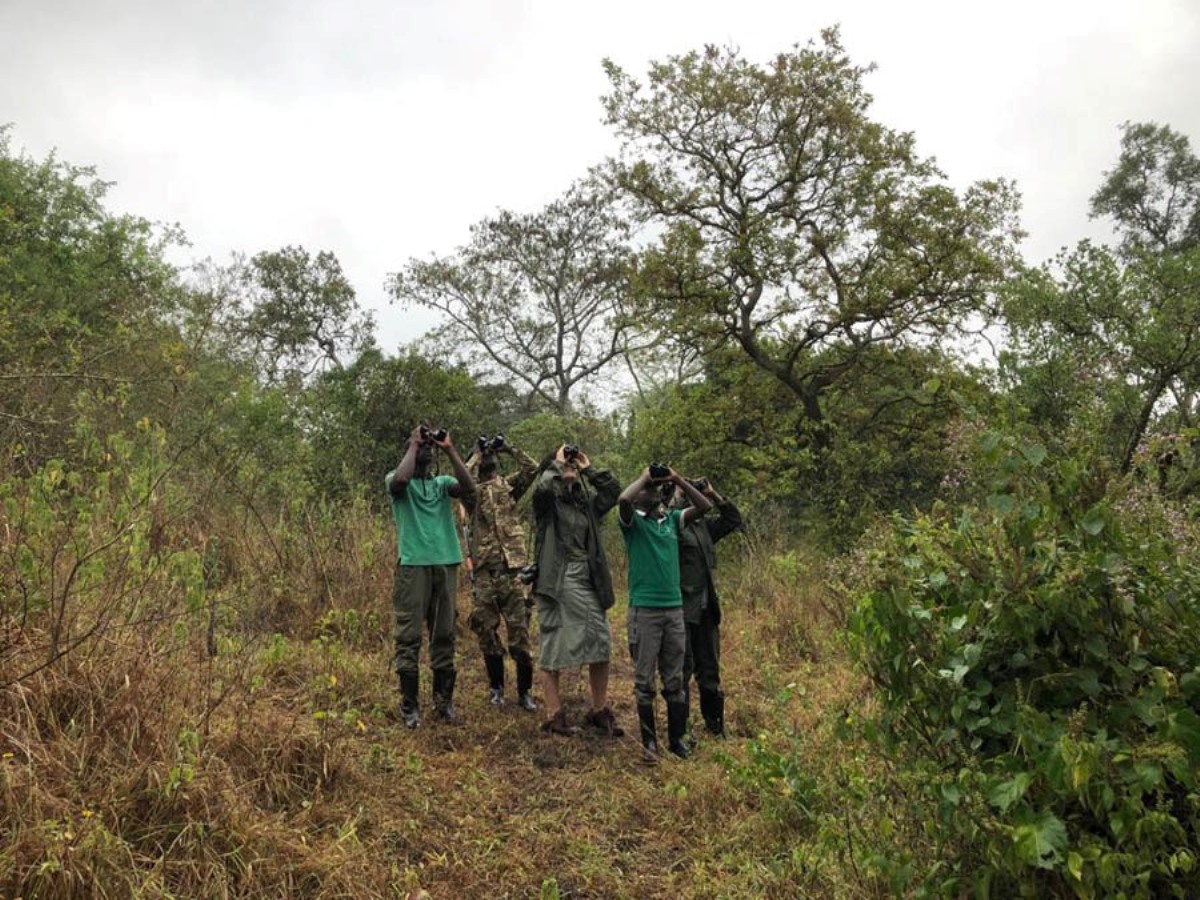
[241,246,375,384]
[503,410,622,468]
[1091,121,1200,256]
[1001,122,1200,482]
[0,128,183,468]
[303,346,506,499]
[851,429,1200,896]
[388,179,646,414]
[1,417,210,678]
[605,30,1020,446]
[1001,241,1200,476]
[721,730,822,826]
[625,344,992,544]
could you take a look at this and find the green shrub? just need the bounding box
[851,431,1200,898]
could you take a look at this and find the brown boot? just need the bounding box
[540,708,580,736]
[585,705,625,737]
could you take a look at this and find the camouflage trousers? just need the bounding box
[468,564,532,658]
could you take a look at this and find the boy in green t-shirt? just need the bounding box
[387,423,475,729]
[619,466,711,761]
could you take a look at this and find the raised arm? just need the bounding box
[618,468,653,526]
[388,424,426,496]
[572,449,619,519]
[672,470,713,526]
[704,483,743,543]
[433,431,475,502]
[532,447,565,518]
[505,445,541,501]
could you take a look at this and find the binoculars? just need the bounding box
[420,425,448,443]
[563,444,581,461]
[517,563,539,586]
[689,477,710,492]
[648,462,671,480]
[476,433,506,453]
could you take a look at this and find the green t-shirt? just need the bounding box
[621,508,683,608]
[385,472,463,566]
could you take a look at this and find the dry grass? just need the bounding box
[1,507,900,899]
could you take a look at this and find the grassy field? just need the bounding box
[2,516,903,899]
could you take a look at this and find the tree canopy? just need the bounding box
[387,180,651,414]
[603,30,1022,447]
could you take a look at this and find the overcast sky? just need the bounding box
[3,0,1198,353]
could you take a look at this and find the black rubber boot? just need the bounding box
[484,654,506,705]
[699,688,725,737]
[398,670,421,729]
[514,651,537,712]
[431,668,463,725]
[667,700,690,759]
[637,702,659,764]
[681,683,697,749]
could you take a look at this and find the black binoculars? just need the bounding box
[689,477,709,492]
[420,426,448,443]
[517,563,539,586]
[563,444,581,461]
[476,433,506,453]
[649,462,671,480]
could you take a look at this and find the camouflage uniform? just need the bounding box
[464,447,540,706]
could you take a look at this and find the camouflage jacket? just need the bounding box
[465,447,539,570]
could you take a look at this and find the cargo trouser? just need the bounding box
[468,564,531,659]
[392,562,458,674]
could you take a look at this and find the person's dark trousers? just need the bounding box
[686,610,723,735]
[699,688,725,736]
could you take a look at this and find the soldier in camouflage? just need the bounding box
[464,434,541,711]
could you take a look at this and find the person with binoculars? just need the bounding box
[530,442,625,737]
[619,463,712,762]
[462,433,541,711]
[671,477,742,738]
[386,423,475,729]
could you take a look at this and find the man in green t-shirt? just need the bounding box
[387,423,475,729]
[619,466,711,761]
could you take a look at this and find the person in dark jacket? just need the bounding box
[530,443,625,738]
[672,477,742,737]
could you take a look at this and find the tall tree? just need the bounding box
[241,246,374,384]
[0,128,181,466]
[387,180,651,414]
[603,30,1021,448]
[1003,123,1200,476]
[184,247,374,387]
[1091,121,1200,255]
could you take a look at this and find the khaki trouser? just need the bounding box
[392,562,458,673]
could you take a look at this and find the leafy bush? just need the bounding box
[851,431,1200,897]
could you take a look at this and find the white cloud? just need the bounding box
[3,0,1198,351]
